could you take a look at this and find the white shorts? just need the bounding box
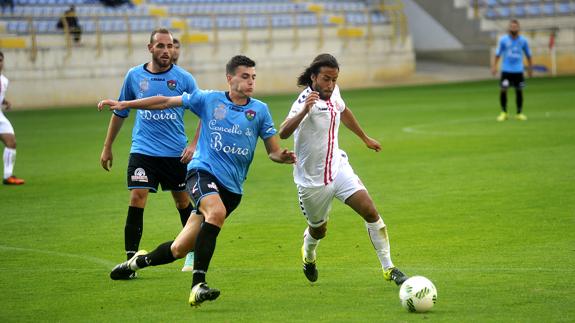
[297,157,366,228]
[0,112,14,134]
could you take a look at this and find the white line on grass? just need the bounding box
[0,244,116,268]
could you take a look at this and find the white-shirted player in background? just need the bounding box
[279,53,407,285]
[0,51,25,185]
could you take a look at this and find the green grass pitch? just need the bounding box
[0,76,573,322]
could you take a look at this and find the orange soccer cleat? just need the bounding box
[3,176,25,185]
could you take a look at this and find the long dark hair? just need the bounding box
[297,53,339,87]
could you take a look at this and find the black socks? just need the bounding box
[192,222,221,286]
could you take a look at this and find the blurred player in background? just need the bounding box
[0,51,24,185]
[100,55,295,307]
[491,19,532,122]
[172,38,180,65]
[100,28,196,275]
[279,53,408,286]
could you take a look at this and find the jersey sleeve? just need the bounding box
[181,89,208,117]
[259,105,277,140]
[333,85,346,112]
[115,70,134,118]
[495,37,505,57]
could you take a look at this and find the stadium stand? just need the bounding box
[0,0,415,108]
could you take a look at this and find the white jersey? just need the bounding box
[287,85,346,187]
[0,74,8,115]
[0,73,14,134]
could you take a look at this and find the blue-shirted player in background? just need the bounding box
[100,28,197,276]
[99,55,296,307]
[491,19,533,122]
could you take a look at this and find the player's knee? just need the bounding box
[129,190,148,207]
[170,241,189,259]
[203,208,226,227]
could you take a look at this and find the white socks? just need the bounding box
[3,147,16,179]
[302,227,320,262]
[366,217,394,270]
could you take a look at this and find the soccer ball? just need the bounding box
[399,276,437,313]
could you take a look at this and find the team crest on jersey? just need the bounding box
[139,79,149,93]
[131,168,148,182]
[245,109,256,121]
[214,104,227,120]
[167,80,177,91]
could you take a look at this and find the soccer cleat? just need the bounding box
[110,250,147,280]
[3,176,25,185]
[301,246,318,282]
[384,267,408,286]
[181,252,195,272]
[496,112,508,122]
[515,113,528,121]
[189,283,220,307]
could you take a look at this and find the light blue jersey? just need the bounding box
[115,63,198,157]
[496,34,532,73]
[182,90,277,194]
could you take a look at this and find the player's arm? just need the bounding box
[98,95,184,111]
[264,135,296,164]
[491,55,501,76]
[100,114,125,171]
[341,107,381,152]
[278,91,319,139]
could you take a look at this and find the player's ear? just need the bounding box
[226,73,233,83]
[147,43,153,53]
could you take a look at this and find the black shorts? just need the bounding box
[186,169,242,217]
[127,153,187,192]
[500,72,525,89]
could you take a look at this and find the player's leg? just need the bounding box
[497,73,509,121]
[297,185,333,282]
[0,116,24,185]
[125,153,159,261]
[125,188,149,260]
[335,158,407,285]
[514,73,527,120]
[186,169,241,306]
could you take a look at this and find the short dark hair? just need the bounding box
[297,53,339,87]
[149,28,172,44]
[226,55,256,75]
[173,38,180,45]
[510,19,519,25]
[0,51,3,59]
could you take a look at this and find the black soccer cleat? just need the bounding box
[189,283,220,307]
[109,250,147,280]
[384,267,408,286]
[303,261,318,282]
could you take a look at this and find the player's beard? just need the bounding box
[153,55,172,69]
[510,30,518,37]
[312,85,331,101]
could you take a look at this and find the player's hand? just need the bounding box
[527,68,533,78]
[100,147,113,171]
[180,144,195,164]
[491,66,497,76]
[3,100,11,111]
[279,149,297,164]
[304,91,319,113]
[364,136,381,152]
[98,99,125,111]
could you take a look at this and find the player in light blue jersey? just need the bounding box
[491,19,533,122]
[100,28,197,275]
[99,55,296,306]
